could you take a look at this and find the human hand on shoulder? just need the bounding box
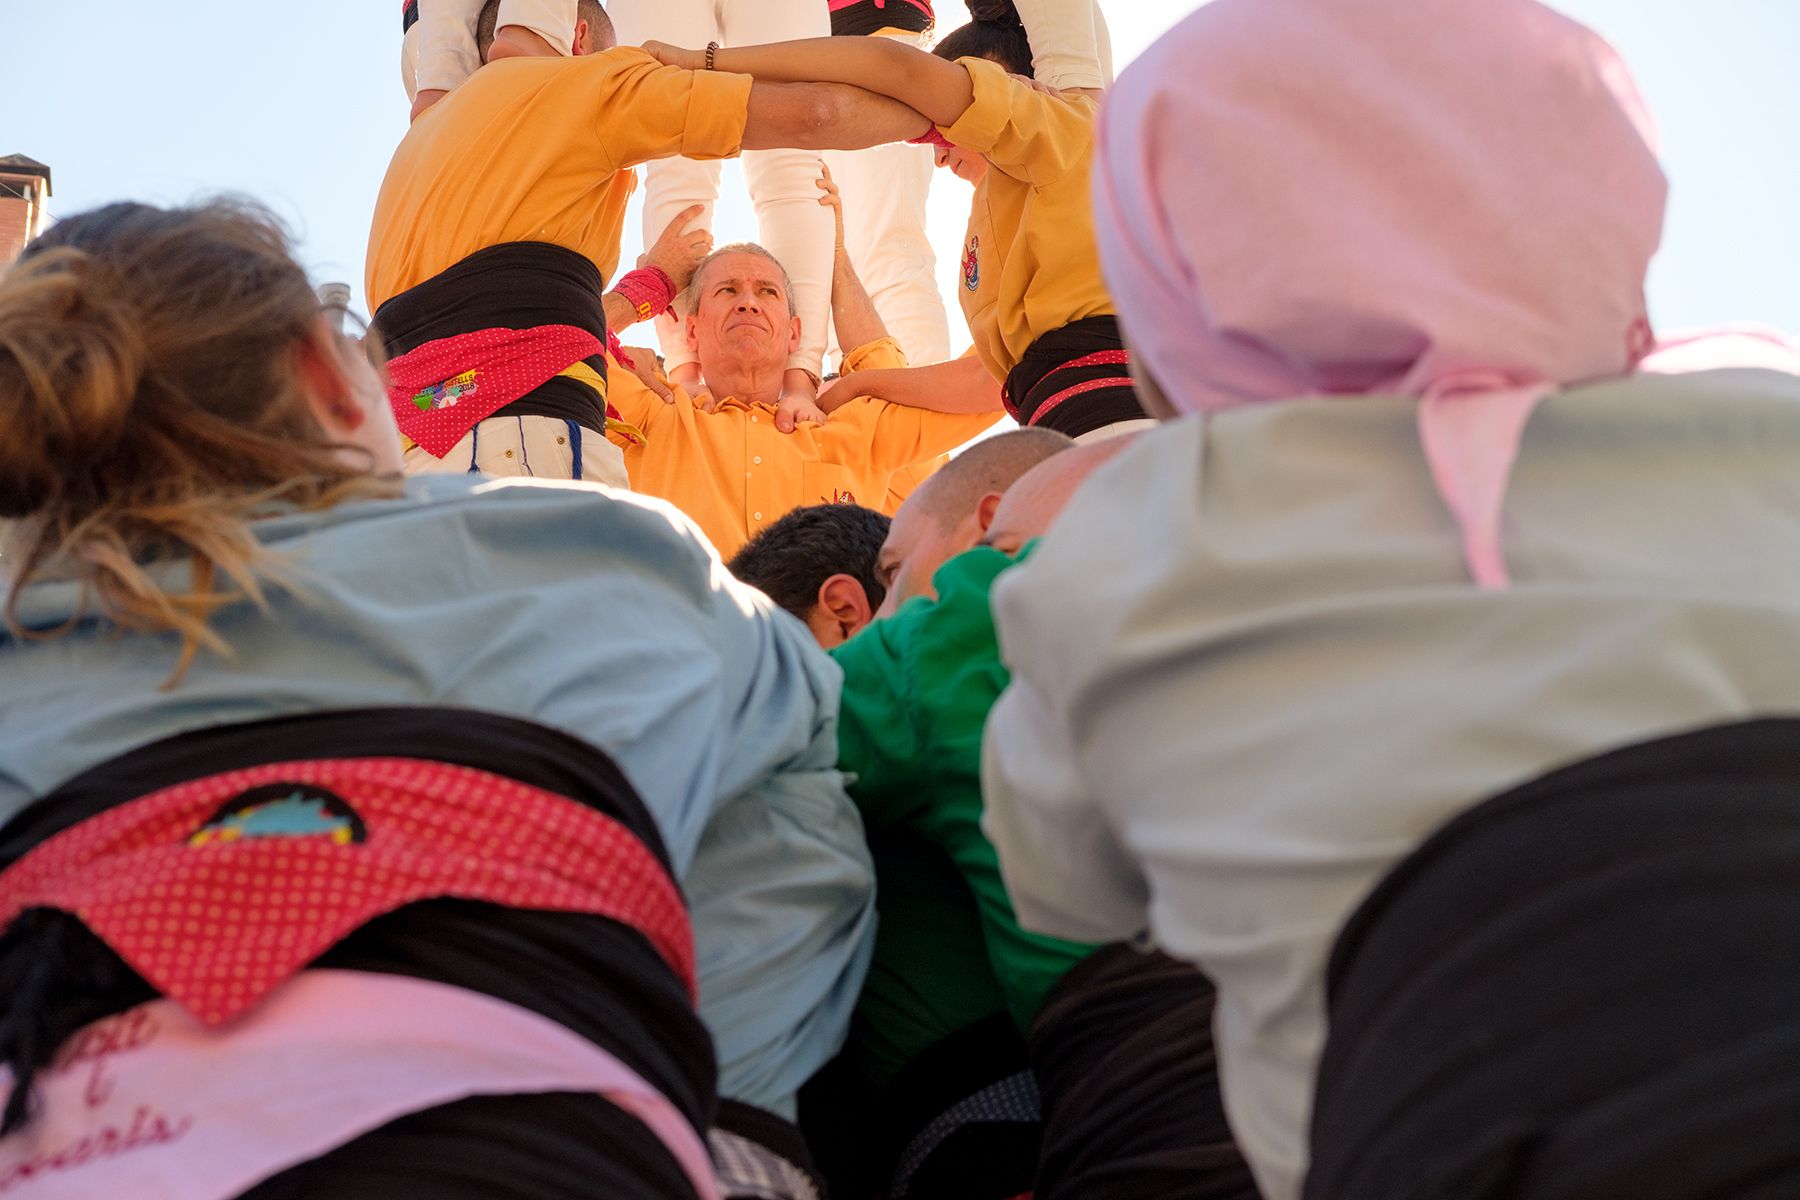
[618,346,674,403]
[776,393,829,433]
[641,40,706,71]
[776,370,827,433]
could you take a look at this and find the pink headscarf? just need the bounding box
[1093,0,1668,587]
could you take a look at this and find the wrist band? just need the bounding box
[705,41,719,70]
[908,125,952,150]
[612,267,678,323]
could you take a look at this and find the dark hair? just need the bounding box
[934,3,1033,78]
[477,0,610,61]
[728,504,892,621]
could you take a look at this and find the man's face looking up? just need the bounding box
[685,251,801,376]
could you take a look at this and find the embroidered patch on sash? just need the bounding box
[962,236,980,292]
[189,784,367,847]
[410,369,480,412]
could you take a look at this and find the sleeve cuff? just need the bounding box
[842,336,909,374]
[683,68,755,159]
[940,57,1014,155]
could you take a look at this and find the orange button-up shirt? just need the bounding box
[366,48,753,308]
[609,338,1001,559]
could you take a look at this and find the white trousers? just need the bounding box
[608,0,836,381]
[402,415,631,488]
[400,0,577,102]
[1015,0,1114,90]
[823,29,952,367]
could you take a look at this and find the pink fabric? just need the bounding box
[0,971,720,1200]
[1092,0,1669,587]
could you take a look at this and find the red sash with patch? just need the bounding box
[0,757,694,1027]
[384,325,605,458]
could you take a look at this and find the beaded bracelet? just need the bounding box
[705,41,719,70]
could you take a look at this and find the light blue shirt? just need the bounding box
[0,474,873,1117]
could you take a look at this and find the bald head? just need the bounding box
[983,434,1141,554]
[875,428,1075,616]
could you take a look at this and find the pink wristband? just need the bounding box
[613,267,678,323]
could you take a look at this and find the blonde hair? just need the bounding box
[0,199,400,682]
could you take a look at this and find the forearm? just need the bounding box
[830,249,888,353]
[825,355,1002,415]
[716,37,973,126]
[602,291,637,332]
[742,82,932,152]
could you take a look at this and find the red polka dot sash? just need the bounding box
[384,325,605,459]
[0,758,695,1027]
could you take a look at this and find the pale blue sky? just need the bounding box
[10,1,1798,347]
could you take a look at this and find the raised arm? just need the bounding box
[649,36,976,128]
[815,166,888,354]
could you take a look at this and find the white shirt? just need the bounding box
[981,368,1800,1199]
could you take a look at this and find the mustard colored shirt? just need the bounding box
[940,57,1115,381]
[608,338,1000,559]
[366,48,753,308]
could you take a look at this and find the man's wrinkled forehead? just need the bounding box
[697,256,787,299]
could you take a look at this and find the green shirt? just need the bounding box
[833,545,1097,1043]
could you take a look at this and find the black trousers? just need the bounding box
[1307,718,1800,1200]
[1029,943,1262,1200]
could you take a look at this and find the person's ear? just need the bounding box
[974,489,1004,536]
[684,310,702,356]
[571,17,589,55]
[816,573,875,644]
[293,319,368,439]
[787,314,803,355]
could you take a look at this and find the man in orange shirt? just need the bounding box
[366,0,931,485]
[606,236,999,560]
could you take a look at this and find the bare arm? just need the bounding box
[650,36,975,129]
[816,166,888,353]
[740,80,930,152]
[820,355,1003,416]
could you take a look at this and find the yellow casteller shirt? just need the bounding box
[608,338,1001,559]
[366,48,753,308]
[939,57,1116,382]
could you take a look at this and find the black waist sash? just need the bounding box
[373,242,611,432]
[1308,718,1800,1200]
[1003,315,1147,439]
[831,0,934,36]
[0,708,714,1139]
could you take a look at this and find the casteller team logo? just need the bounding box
[962,236,980,292]
[411,369,479,412]
[189,782,368,847]
[823,488,858,505]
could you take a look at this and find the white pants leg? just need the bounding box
[723,0,835,382]
[609,0,727,373]
[1013,0,1114,90]
[823,31,952,367]
[406,0,577,100]
[402,415,631,488]
[609,0,836,382]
